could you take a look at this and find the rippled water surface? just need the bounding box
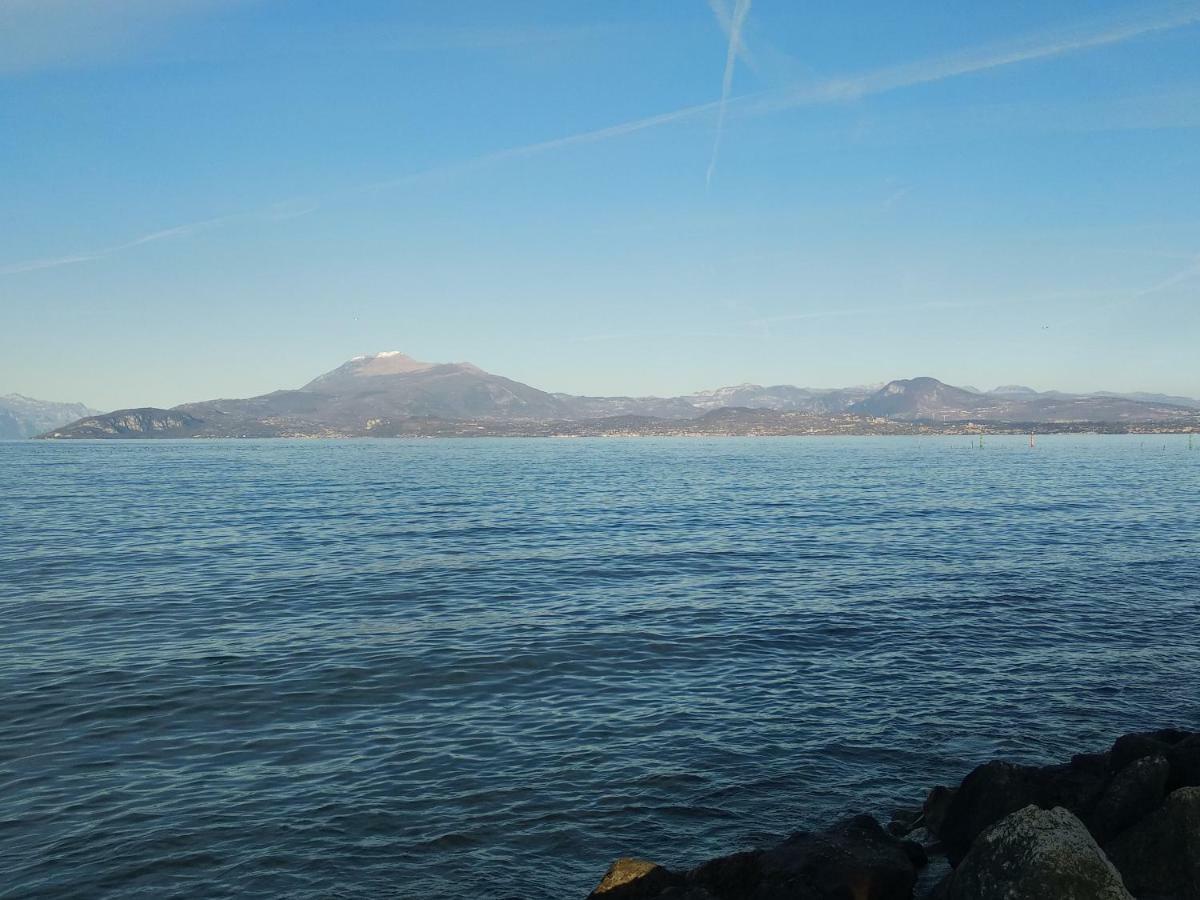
[2,436,1199,898]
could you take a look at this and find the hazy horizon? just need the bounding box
[3,1,1198,409]
[6,347,1200,413]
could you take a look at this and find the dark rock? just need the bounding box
[689,814,918,900]
[587,731,1198,899]
[939,762,1036,863]
[925,870,952,900]
[1109,729,1191,773]
[1105,786,1200,899]
[1107,730,1200,792]
[1072,750,1111,773]
[1165,734,1200,791]
[917,858,953,900]
[922,786,956,839]
[1088,754,1169,843]
[886,805,924,836]
[688,851,762,898]
[901,839,928,868]
[901,827,941,855]
[939,759,1108,864]
[944,805,1133,899]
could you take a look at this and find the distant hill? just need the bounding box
[1089,390,1200,409]
[683,383,876,414]
[179,356,571,426]
[991,384,1042,397]
[853,378,1197,423]
[37,354,1200,438]
[0,394,99,439]
[40,408,205,439]
[852,377,989,420]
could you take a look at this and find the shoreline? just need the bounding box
[32,424,1200,440]
[588,728,1200,899]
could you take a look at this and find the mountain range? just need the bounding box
[0,394,99,440]
[31,352,1200,438]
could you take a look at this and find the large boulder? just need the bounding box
[921,786,956,840]
[1108,729,1200,791]
[1105,786,1200,899]
[691,815,920,900]
[939,760,1108,864]
[588,859,686,898]
[1165,734,1200,791]
[589,815,921,900]
[1109,730,1191,772]
[943,805,1132,899]
[1088,754,1170,843]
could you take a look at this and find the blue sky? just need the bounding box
[2,0,1198,409]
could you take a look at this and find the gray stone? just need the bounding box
[944,805,1132,900]
[589,858,682,898]
[939,759,1108,864]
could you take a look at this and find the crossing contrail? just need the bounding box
[707,0,752,186]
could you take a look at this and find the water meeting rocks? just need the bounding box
[1108,729,1200,791]
[937,758,1109,865]
[587,814,921,899]
[588,729,1200,899]
[588,859,683,898]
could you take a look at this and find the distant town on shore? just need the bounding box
[8,351,1200,440]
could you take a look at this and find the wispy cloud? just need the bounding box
[883,186,912,210]
[1043,253,1200,330]
[381,23,620,52]
[571,291,1122,344]
[365,4,1200,188]
[747,5,1200,116]
[0,215,234,276]
[360,97,728,196]
[750,300,983,327]
[708,0,806,84]
[0,0,251,75]
[1135,253,1200,296]
[707,0,753,186]
[5,4,1198,276]
[569,329,751,344]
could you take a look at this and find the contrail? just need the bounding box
[0,215,235,276]
[707,0,755,69]
[749,4,1200,115]
[707,0,752,187]
[4,3,1197,277]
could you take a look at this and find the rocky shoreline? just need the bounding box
[587,728,1200,899]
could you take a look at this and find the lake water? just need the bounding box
[2,436,1198,898]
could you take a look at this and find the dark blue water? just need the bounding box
[2,436,1198,898]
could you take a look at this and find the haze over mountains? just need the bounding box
[32,351,1200,438]
[0,394,98,440]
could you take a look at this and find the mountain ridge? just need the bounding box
[1,393,99,439]
[33,353,1200,438]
